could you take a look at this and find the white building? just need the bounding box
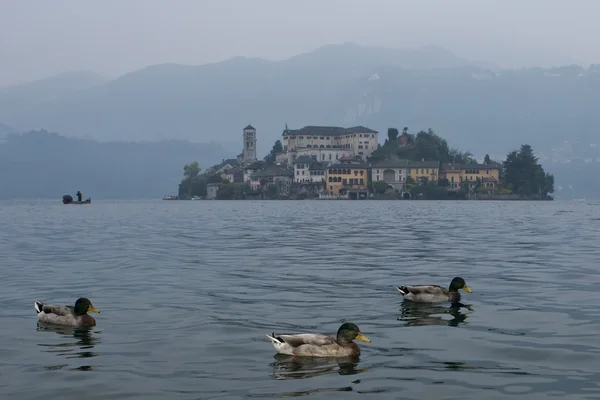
[371,159,410,191]
[292,155,327,184]
[295,147,354,164]
[282,125,379,164]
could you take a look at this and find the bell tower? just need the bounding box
[243,124,257,162]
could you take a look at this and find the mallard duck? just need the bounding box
[266,322,371,357]
[34,297,100,327]
[396,277,472,303]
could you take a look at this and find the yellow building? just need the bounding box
[440,163,501,190]
[407,161,440,183]
[326,161,370,195]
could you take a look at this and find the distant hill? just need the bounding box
[0,43,490,149]
[0,122,15,136]
[0,130,230,199]
[0,71,108,132]
[1,43,599,198]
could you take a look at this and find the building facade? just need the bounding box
[371,159,410,190]
[440,163,501,190]
[325,159,370,195]
[282,125,378,164]
[408,161,440,183]
[250,166,294,194]
[293,155,327,184]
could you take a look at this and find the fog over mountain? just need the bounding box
[1,42,598,199]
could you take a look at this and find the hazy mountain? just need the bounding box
[1,43,599,198]
[0,122,14,136]
[0,43,482,147]
[0,71,108,132]
[0,130,230,200]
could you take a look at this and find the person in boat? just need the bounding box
[76,191,82,202]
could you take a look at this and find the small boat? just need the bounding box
[70,199,92,204]
[163,194,179,200]
[62,194,91,204]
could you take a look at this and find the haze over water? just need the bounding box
[1,200,599,399]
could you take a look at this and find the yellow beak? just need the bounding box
[355,332,371,343]
[87,305,100,313]
[463,285,472,293]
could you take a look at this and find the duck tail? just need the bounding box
[396,286,409,296]
[266,332,283,344]
[34,301,44,314]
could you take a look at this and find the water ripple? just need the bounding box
[1,199,600,399]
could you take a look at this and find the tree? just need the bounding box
[183,161,201,196]
[484,154,491,164]
[266,184,278,199]
[183,161,201,182]
[265,140,283,165]
[402,127,409,135]
[503,144,553,197]
[372,180,389,194]
[387,128,399,143]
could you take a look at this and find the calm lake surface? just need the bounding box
[1,199,600,399]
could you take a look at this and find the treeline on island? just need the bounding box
[369,127,554,200]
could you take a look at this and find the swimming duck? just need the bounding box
[34,297,100,327]
[266,322,371,357]
[396,277,472,303]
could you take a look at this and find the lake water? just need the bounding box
[1,199,600,399]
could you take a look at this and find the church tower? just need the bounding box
[243,124,257,162]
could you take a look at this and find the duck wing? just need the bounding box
[398,284,447,296]
[35,301,75,316]
[271,333,336,348]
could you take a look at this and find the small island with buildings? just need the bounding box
[175,124,554,201]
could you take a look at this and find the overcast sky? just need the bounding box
[1,0,598,85]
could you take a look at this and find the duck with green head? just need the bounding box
[266,322,371,357]
[396,277,472,303]
[34,297,100,327]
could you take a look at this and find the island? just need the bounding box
[176,125,554,200]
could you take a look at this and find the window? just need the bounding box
[296,171,299,175]
[360,178,364,185]
[328,177,332,182]
[360,170,364,176]
[329,154,332,160]
[343,179,347,185]
[335,154,339,160]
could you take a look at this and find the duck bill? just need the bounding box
[355,332,371,343]
[463,285,472,293]
[87,305,100,313]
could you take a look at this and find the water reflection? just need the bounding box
[398,302,472,327]
[36,322,100,371]
[269,353,367,380]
